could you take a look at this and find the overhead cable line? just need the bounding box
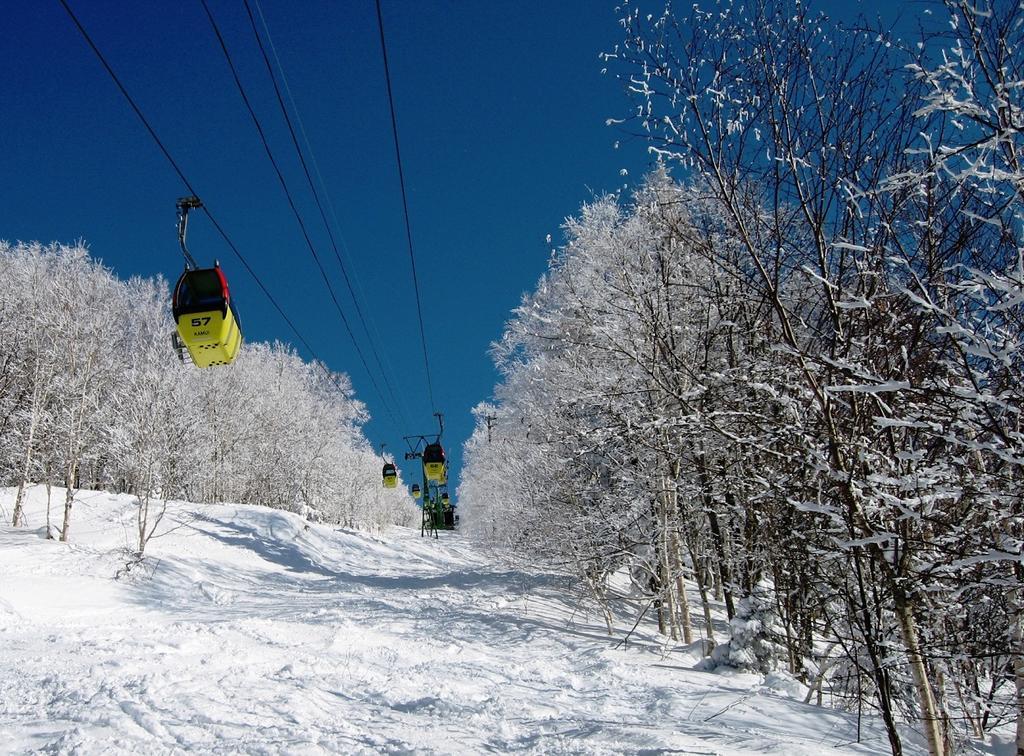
[241,0,409,429]
[374,0,438,415]
[252,0,413,429]
[57,0,342,390]
[251,0,411,430]
[198,0,400,427]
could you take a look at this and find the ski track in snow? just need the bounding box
[0,487,922,755]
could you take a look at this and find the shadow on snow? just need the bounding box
[121,512,619,652]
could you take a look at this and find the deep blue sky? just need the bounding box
[3,1,659,491]
[4,1,912,494]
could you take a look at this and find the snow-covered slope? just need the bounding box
[0,487,919,754]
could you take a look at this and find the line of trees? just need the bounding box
[0,240,417,551]
[458,2,1023,753]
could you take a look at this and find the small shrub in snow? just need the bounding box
[711,581,785,674]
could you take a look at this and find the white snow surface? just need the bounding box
[0,487,923,755]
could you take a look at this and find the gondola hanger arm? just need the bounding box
[176,195,203,270]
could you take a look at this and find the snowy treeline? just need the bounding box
[459,1,1023,753]
[0,241,417,546]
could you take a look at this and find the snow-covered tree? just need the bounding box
[0,240,417,540]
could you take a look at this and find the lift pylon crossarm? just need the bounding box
[402,433,439,455]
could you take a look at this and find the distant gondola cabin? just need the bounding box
[422,443,446,482]
[172,265,242,368]
[411,483,421,499]
[441,492,450,509]
[382,463,398,488]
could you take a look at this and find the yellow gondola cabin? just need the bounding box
[422,442,446,483]
[382,462,398,488]
[172,264,242,368]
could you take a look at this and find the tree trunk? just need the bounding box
[60,460,76,543]
[687,539,716,651]
[137,491,149,556]
[893,592,946,756]
[11,402,39,527]
[851,548,903,756]
[659,477,679,640]
[1008,586,1024,756]
[706,507,736,619]
[671,531,693,644]
[12,359,50,528]
[667,504,693,644]
[60,352,95,543]
[584,570,615,636]
[45,469,54,540]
